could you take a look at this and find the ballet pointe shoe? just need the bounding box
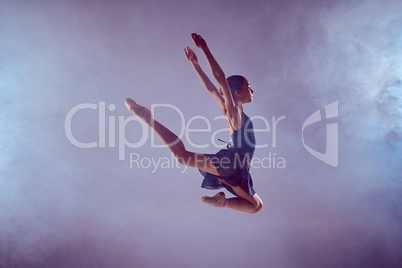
[201,192,228,208]
[125,98,153,124]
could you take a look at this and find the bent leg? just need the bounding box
[126,98,262,214]
[125,98,220,176]
[227,187,263,214]
[216,179,263,214]
[201,192,228,208]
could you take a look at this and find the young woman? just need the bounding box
[125,33,263,214]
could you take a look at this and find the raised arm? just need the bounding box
[191,33,238,119]
[184,47,226,114]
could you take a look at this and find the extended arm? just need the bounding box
[184,47,226,114]
[191,33,237,119]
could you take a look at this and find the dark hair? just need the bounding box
[227,75,247,98]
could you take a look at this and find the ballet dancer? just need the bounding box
[125,33,263,214]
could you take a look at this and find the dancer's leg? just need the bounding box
[202,179,263,214]
[126,98,263,214]
[228,184,263,214]
[125,98,220,176]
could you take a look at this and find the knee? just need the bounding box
[249,201,263,214]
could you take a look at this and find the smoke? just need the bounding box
[1,0,401,267]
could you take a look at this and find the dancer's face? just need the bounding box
[235,79,254,104]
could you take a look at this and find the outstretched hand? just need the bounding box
[184,47,199,65]
[191,33,207,50]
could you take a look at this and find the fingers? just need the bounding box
[191,33,206,49]
[187,47,195,55]
[184,46,198,62]
[184,47,193,61]
[191,33,201,44]
[192,33,204,41]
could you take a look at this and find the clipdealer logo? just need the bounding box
[302,101,339,167]
[64,101,338,169]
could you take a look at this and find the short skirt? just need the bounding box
[198,149,256,197]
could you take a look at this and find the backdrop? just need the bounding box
[1,0,401,267]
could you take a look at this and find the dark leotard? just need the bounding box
[199,112,256,196]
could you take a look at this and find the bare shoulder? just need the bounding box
[226,107,245,131]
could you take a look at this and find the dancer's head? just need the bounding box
[227,75,254,104]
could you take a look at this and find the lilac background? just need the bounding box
[1,0,402,267]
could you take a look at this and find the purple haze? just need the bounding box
[1,0,401,267]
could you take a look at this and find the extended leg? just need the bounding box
[125,98,220,175]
